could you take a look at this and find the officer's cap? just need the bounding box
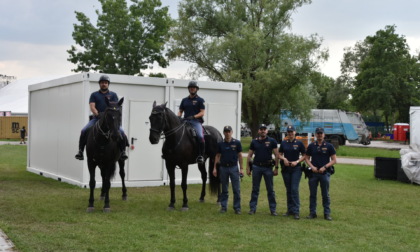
[259,124,267,129]
[287,125,295,132]
[315,127,324,133]
[223,125,232,132]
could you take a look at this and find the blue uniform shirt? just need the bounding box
[279,138,305,162]
[217,138,242,166]
[250,137,278,163]
[180,95,205,123]
[306,141,336,168]
[89,90,118,112]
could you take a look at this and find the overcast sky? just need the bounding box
[1,0,419,81]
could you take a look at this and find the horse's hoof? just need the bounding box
[216,201,221,206]
[180,207,189,212]
[199,199,205,203]
[86,207,95,213]
[122,196,127,201]
[100,196,105,201]
[167,207,176,211]
[103,208,111,213]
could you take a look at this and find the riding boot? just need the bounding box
[196,141,205,164]
[75,132,87,160]
[119,135,128,161]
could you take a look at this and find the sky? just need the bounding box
[1,0,419,81]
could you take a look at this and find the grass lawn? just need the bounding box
[242,136,401,159]
[0,145,419,251]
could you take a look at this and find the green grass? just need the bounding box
[241,137,401,159]
[241,136,252,152]
[336,146,401,159]
[1,145,420,251]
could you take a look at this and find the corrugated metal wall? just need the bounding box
[0,116,28,139]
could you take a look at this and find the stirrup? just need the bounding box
[196,156,204,164]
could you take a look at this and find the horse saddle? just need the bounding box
[186,124,210,137]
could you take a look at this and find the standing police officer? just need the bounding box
[279,125,306,220]
[178,81,206,164]
[305,127,337,221]
[213,125,244,214]
[75,75,128,161]
[247,124,280,216]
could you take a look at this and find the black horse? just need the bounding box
[149,101,222,210]
[86,97,127,213]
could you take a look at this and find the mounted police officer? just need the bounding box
[75,75,128,161]
[279,125,306,220]
[304,127,337,221]
[177,81,206,164]
[247,124,280,216]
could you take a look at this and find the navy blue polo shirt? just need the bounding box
[250,137,278,163]
[180,95,205,123]
[279,139,305,162]
[306,141,336,168]
[89,90,118,112]
[217,138,242,166]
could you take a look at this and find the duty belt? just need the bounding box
[254,161,273,167]
[220,162,236,167]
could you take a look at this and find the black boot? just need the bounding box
[196,141,205,164]
[120,150,128,161]
[75,150,84,160]
[75,131,87,160]
[119,134,128,161]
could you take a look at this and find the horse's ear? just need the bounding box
[153,101,156,108]
[118,97,124,106]
[163,102,168,108]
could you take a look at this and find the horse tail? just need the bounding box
[204,125,223,196]
[208,157,220,196]
[110,162,117,180]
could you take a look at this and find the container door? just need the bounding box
[127,100,163,181]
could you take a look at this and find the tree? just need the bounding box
[340,25,420,129]
[67,0,172,76]
[168,0,327,136]
[309,72,351,110]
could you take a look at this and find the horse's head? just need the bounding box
[149,101,168,144]
[102,97,124,141]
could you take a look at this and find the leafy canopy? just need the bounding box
[340,25,420,125]
[168,0,328,134]
[67,0,172,76]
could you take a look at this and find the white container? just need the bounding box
[27,73,242,188]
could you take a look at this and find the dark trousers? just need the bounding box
[308,172,331,215]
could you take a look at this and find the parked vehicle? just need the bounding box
[270,109,371,146]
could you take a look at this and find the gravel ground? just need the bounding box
[0,230,14,252]
[345,140,409,150]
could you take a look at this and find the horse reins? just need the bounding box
[93,108,119,141]
[150,108,187,148]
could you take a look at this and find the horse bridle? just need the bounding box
[150,108,186,140]
[94,106,121,140]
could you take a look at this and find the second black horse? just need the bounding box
[149,101,222,210]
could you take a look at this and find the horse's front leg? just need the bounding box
[180,165,189,211]
[87,161,96,213]
[198,162,207,202]
[166,163,176,211]
[118,159,127,201]
[101,168,111,213]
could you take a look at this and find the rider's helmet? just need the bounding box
[187,80,199,90]
[98,75,110,84]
